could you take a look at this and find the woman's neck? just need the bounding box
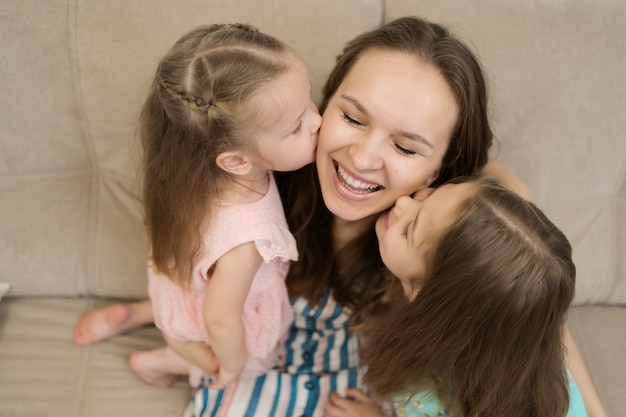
[332,214,377,253]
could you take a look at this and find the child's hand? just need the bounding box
[325,388,385,417]
[164,335,220,375]
[209,366,241,389]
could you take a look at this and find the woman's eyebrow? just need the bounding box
[340,95,433,149]
[340,94,368,115]
[402,131,433,149]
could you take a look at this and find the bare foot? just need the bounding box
[129,347,189,388]
[73,300,154,345]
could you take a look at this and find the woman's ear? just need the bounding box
[215,151,252,176]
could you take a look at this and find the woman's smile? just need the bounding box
[316,48,457,222]
[334,161,382,195]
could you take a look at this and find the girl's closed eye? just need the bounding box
[291,120,303,135]
[402,221,412,238]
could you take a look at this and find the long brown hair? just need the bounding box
[278,16,494,326]
[141,24,294,285]
[362,178,576,417]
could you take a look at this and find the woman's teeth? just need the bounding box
[336,164,381,194]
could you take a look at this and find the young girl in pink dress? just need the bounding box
[130,23,320,389]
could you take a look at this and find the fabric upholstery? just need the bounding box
[0,1,623,416]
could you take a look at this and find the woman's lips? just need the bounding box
[334,162,382,194]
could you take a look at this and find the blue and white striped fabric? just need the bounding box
[182,292,364,417]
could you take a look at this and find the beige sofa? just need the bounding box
[1,1,624,416]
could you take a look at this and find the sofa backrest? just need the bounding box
[386,0,626,304]
[1,0,624,305]
[0,0,381,299]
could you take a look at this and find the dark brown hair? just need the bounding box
[321,16,492,186]
[279,16,494,325]
[362,178,576,417]
[140,24,296,285]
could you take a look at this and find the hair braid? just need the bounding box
[142,23,294,284]
[159,79,215,113]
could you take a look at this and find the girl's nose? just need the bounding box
[393,195,417,217]
[309,101,322,132]
[413,187,434,201]
[350,134,383,171]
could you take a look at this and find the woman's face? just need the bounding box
[375,182,475,299]
[316,48,459,222]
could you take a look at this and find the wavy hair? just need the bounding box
[141,24,294,285]
[362,178,576,417]
[279,16,493,326]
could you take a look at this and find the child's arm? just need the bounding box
[163,334,220,375]
[203,241,263,389]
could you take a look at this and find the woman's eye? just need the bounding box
[394,143,417,156]
[342,112,363,126]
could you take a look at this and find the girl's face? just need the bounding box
[316,48,459,222]
[252,59,322,172]
[375,182,474,299]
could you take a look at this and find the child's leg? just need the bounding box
[129,347,190,388]
[73,299,154,345]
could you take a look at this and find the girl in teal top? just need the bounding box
[391,371,585,417]
[327,178,586,417]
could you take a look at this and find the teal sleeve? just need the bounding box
[567,371,588,417]
[394,391,447,417]
[396,371,585,417]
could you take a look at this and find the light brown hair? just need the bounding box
[141,24,295,285]
[362,178,576,417]
[278,16,494,326]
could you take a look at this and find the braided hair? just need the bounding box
[140,23,296,285]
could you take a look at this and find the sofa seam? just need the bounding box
[0,167,136,182]
[66,0,101,301]
[65,0,89,414]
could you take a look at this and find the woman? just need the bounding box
[74,16,605,417]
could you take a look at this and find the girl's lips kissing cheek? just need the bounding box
[333,162,382,200]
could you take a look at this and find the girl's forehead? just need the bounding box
[250,62,310,128]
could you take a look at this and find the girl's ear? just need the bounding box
[216,151,253,176]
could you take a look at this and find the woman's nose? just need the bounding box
[349,134,383,170]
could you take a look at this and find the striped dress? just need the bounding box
[182,291,364,417]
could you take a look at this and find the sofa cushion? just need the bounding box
[0,298,190,416]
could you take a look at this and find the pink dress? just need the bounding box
[148,174,297,386]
